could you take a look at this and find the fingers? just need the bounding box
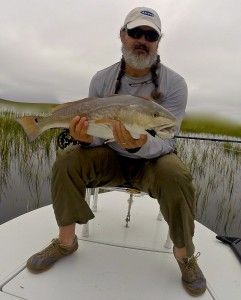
[68,117,146,148]
[113,121,147,149]
[69,116,86,137]
[69,116,93,143]
[113,121,128,143]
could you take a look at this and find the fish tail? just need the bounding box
[16,116,44,143]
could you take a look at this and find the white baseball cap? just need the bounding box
[123,7,161,35]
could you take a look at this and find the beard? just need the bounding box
[121,43,158,70]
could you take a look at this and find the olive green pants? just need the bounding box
[52,145,196,256]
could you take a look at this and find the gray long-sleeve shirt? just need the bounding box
[87,61,188,159]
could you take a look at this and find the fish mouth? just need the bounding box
[146,123,176,138]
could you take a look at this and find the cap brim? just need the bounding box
[126,20,161,35]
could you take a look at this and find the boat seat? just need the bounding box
[82,186,173,249]
[57,130,172,249]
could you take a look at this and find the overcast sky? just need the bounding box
[1,0,241,122]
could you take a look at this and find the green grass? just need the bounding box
[181,113,241,137]
[1,110,241,235]
[0,111,60,203]
[176,134,241,235]
[1,97,241,137]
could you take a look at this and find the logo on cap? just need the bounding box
[140,10,154,17]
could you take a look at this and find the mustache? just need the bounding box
[133,44,149,53]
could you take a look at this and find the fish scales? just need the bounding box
[16,95,177,143]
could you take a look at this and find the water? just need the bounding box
[177,135,241,237]
[0,111,57,224]
[0,134,241,238]
[0,162,52,224]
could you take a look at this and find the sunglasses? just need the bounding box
[126,27,160,42]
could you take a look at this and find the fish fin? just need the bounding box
[16,116,44,143]
[51,98,98,113]
[87,123,114,140]
[51,101,78,112]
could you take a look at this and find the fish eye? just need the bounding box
[153,112,159,118]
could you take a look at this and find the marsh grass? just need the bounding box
[176,134,241,235]
[1,111,241,235]
[181,114,241,138]
[0,111,60,204]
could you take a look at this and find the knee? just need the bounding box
[157,160,193,187]
[162,165,194,199]
[149,156,195,203]
[52,146,81,175]
[169,167,193,187]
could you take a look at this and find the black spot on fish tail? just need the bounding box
[146,129,156,137]
[35,118,38,123]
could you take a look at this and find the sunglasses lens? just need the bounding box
[127,28,143,39]
[127,28,159,42]
[146,31,159,42]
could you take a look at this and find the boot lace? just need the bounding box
[183,252,202,282]
[38,239,60,259]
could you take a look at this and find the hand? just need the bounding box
[113,121,147,149]
[69,116,93,144]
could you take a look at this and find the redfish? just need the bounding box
[16,95,177,143]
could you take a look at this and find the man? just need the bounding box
[27,7,206,296]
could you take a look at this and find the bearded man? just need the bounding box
[26,7,206,296]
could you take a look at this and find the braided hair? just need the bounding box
[150,55,164,101]
[114,54,164,102]
[114,57,125,95]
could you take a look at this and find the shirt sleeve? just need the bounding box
[88,73,101,98]
[86,73,106,147]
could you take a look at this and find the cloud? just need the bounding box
[0,0,240,122]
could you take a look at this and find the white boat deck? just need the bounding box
[0,191,241,299]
